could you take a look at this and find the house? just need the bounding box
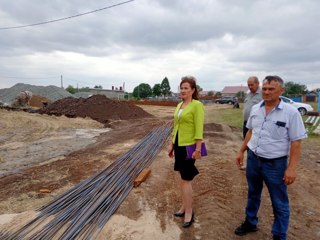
[72,86,125,100]
[305,91,318,102]
[221,86,248,97]
[199,90,216,97]
[88,87,125,100]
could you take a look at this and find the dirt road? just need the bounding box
[0,105,319,239]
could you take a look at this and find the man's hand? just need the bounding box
[284,140,301,185]
[236,152,245,169]
[283,167,297,185]
[236,129,251,170]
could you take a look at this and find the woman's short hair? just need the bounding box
[180,75,199,100]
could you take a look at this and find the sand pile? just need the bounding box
[39,95,154,124]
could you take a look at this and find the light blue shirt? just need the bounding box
[247,99,307,159]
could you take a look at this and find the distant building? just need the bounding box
[88,87,125,100]
[305,91,318,102]
[199,90,216,97]
[221,86,248,97]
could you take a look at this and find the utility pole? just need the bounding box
[61,75,63,89]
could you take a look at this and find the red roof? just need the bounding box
[221,86,248,94]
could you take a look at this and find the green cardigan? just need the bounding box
[172,99,204,146]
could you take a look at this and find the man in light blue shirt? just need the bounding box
[234,75,307,240]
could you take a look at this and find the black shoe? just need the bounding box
[273,235,281,240]
[174,211,185,217]
[234,218,258,236]
[182,213,194,228]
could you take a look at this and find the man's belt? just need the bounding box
[251,150,287,162]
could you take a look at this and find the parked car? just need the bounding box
[215,96,238,105]
[280,96,313,115]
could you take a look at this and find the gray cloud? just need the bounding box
[0,0,319,92]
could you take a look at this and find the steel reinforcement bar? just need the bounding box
[1,122,172,240]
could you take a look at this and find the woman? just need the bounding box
[168,75,204,228]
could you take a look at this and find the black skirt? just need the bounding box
[173,134,199,181]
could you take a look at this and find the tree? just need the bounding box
[65,85,76,94]
[79,87,90,92]
[215,92,222,97]
[132,83,152,99]
[208,91,214,96]
[160,77,171,97]
[94,85,103,89]
[152,84,161,97]
[124,92,132,100]
[235,91,245,99]
[196,85,203,92]
[284,82,307,96]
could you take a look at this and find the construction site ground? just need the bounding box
[0,104,319,240]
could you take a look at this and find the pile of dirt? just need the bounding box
[128,100,178,107]
[39,95,154,124]
[29,95,51,108]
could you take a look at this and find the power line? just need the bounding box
[0,75,60,79]
[0,0,135,30]
[63,78,96,87]
[0,75,101,87]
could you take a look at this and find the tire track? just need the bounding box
[0,109,105,177]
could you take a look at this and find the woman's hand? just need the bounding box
[192,150,201,160]
[168,145,174,158]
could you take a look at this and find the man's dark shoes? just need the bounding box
[234,218,258,236]
[273,235,281,240]
[174,211,185,217]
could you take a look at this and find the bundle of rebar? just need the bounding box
[1,122,172,240]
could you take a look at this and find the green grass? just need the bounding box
[302,102,319,136]
[307,101,319,112]
[206,103,319,138]
[205,105,243,129]
[303,115,320,136]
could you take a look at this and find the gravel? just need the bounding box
[0,83,74,105]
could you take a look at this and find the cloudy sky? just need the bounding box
[0,0,319,92]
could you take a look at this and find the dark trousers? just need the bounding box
[243,121,248,139]
[245,149,289,240]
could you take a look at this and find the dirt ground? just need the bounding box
[0,105,319,240]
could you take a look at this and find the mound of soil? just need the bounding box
[39,95,153,124]
[29,95,51,108]
[128,100,178,107]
